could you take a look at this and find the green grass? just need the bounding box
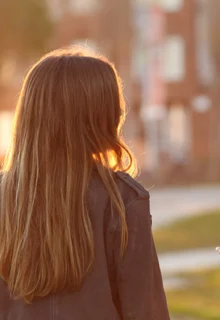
[153,210,220,253]
[167,268,220,320]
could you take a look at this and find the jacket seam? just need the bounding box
[116,171,147,198]
[113,195,150,234]
[125,194,150,211]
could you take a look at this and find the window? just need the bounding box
[162,35,185,82]
[68,0,100,14]
[195,0,214,85]
[46,0,63,20]
[48,0,100,18]
[167,105,190,161]
[160,0,183,12]
[71,39,99,53]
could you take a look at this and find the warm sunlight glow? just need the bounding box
[0,111,13,156]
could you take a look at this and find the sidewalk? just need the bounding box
[148,185,220,290]
[159,247,220,275]
[150,185,220,228]
[159,248,220,289]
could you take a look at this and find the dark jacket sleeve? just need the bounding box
[114,197,170,320]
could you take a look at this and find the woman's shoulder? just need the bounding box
[115,171,149,209]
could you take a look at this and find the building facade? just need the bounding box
[1,0,217,182]
[142,0,215,182]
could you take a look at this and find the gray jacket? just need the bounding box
[0,171,170,320]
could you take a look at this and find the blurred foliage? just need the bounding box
[154,210,220,253]
[0,0,53,61]
[167,268,220,320]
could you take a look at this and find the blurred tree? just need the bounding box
[0,0,53,111]
[0,0,53,64]
[207,0,220,180]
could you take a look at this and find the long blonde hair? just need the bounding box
[0,47,137,303]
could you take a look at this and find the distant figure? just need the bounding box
[0,48,170,320]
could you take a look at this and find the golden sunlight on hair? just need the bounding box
[0,47,137,303]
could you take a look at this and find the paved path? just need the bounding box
[159,247,220,275]
[159,247,220,290]
[146,185,220,289]
[149,185,220,228]
[149,185,220,289]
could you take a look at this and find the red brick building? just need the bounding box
[143,0,215,181]
[1,0,217,182]
[165,0,213,170]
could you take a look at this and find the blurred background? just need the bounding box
[0,0,220,319]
